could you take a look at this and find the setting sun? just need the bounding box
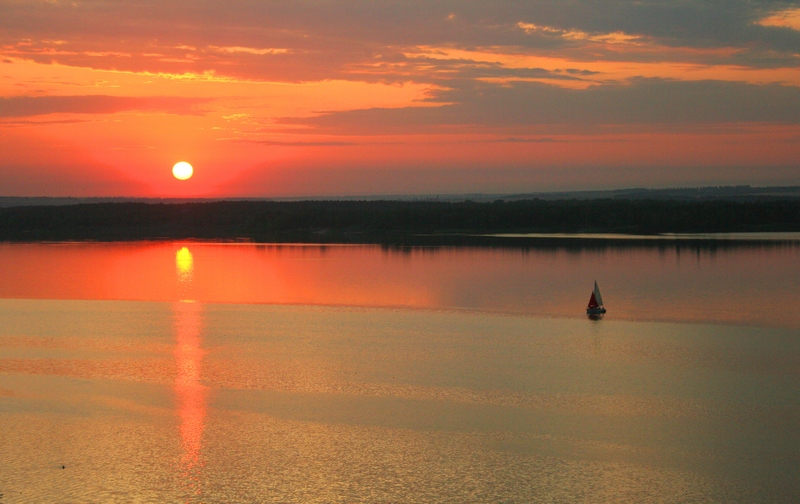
[172,162,194,181]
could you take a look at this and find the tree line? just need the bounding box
[0,199,798,242]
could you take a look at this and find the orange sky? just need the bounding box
[1,1,799,197]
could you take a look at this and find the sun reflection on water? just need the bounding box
[175,246,194,285]
[172,246,206,500]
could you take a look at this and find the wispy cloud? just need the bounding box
[757,7,800,30]
[209,46,290,55]
[246,139,359,146]
[0,95,211,118]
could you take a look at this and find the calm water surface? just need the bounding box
[0,242,798,503]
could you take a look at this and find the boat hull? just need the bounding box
[586,307,607,315]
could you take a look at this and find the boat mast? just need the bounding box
[594,281,603,307]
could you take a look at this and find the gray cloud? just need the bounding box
[0,95,211,118]
[278,78,800,133]
[1,0,799,85]
[246,140,359,146]
[491,137,564,143]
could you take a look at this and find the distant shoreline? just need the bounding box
[480,232,800,241]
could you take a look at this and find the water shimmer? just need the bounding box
[1,242,799,502]
[0,241,797,328]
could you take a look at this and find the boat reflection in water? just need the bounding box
[172,247,207,499]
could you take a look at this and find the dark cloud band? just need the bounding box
[0,95,210,118]
[279,78,800,133]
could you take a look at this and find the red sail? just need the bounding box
[587,292,599,309]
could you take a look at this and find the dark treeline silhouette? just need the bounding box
[1,199,799,243]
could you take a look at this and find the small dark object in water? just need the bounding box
[586,281,607,316]
[61,465,65,469]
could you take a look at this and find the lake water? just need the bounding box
[0,241,798,503]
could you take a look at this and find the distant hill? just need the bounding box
[505,185,800,202]
[1,185,799,208]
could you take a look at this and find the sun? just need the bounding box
[172,161,193,180]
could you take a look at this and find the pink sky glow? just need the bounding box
[1,1,799,197]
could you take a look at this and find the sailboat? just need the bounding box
[586,281,607,315]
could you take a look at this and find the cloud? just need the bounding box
[247,140,359,146]
[3,1,800,195]
[2,0,799,85]
[491,137,563,143]
[0,95,211,118]
[0,118,97,128]
[209,46,290,55]
[758,7,800,30]
[278,78,800,134]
